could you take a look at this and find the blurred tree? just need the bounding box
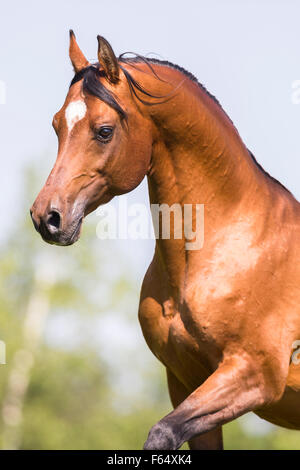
[0,164,170,449]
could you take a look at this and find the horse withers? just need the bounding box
[30,32,300,449]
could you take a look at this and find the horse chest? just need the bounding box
[139,296,214,388]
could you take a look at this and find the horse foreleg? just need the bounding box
[166,368,223,450]
[144,355,270,450]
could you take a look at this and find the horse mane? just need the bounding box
[70,55,291,195]
[118,55,224,110]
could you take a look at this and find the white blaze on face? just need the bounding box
[65,99,87,132]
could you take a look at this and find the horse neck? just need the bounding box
[132,64,271,294]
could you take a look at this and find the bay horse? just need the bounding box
[30,32,300,450]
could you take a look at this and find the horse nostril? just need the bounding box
[30,208,39,231]
[47,210,61,231]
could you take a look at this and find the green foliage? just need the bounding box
[224,417,300,450]
[21,348,168,450]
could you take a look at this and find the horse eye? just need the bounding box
[96,126,113,142]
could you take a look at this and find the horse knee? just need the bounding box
[143,421,179,450]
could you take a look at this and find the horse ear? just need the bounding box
[97,35,119,84]
[69,30,90,73]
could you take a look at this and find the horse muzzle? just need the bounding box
[30,206,83,246]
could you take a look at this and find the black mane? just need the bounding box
[70,55,291,195]
[70,66,127,120]
[70,55,224,118]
